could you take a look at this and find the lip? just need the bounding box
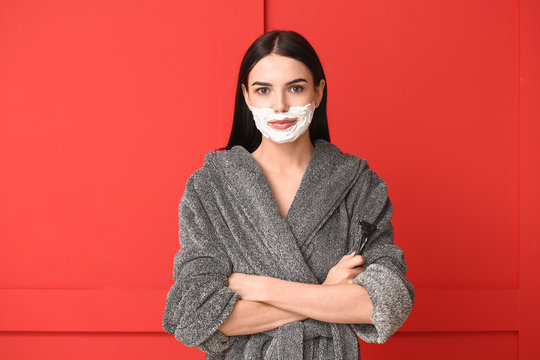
[269,119,296,129]
[270,119,296,123]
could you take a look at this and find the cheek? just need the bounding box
[288,91,317,107]
[248,91,277,108]
[249,97,272,108]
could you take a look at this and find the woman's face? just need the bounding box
[242,54,325,117]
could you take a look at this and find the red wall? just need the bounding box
[1,0,538,359]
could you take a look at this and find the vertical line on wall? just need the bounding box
[515,0,520,354]
[516,0,540,356]
[515,0,521,292]
[263,0,267,32]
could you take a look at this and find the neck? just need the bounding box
[251,132,315,172]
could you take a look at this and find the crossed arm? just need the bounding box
[219,253,374,336]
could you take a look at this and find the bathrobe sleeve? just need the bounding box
[162,175,241,353]
[350,168,415,344]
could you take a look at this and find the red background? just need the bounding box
[1,0,538,359]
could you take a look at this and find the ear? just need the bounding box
[315,79,325,108]
[241,83,251,108]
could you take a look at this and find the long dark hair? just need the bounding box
[216,30,330,152]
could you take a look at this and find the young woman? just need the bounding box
[163,30,414,359]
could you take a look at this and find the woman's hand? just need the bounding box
[227,273,268,302]
[322,252,366,285]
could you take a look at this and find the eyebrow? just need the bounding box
[251,78,308,87]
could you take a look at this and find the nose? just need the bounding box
[273,92,289,113]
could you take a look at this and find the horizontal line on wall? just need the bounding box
[0,288,519,333]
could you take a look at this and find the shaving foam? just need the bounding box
[248,102,315,144]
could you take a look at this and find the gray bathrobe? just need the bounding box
[162,138,414,359]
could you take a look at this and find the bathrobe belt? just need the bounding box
[242,320,358,360]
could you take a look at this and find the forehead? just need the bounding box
[248,54,313,84]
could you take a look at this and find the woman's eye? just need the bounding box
[290,85,304,93]
[255,88,269,95]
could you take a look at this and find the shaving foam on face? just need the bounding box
[248,102,315,144]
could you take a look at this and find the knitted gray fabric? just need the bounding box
[162,139,414,359]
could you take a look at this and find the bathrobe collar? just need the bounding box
[205,139,362,283]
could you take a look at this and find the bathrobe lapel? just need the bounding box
[285,140,362,249]
[206,139,361,284]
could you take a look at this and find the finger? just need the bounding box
[344,269,365,284]
[341,255,365,268]
[348,268,365,281]
[354,267,366,275]
[348,268,364,277]
[339,251,356,262]
[343,254,365,265]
